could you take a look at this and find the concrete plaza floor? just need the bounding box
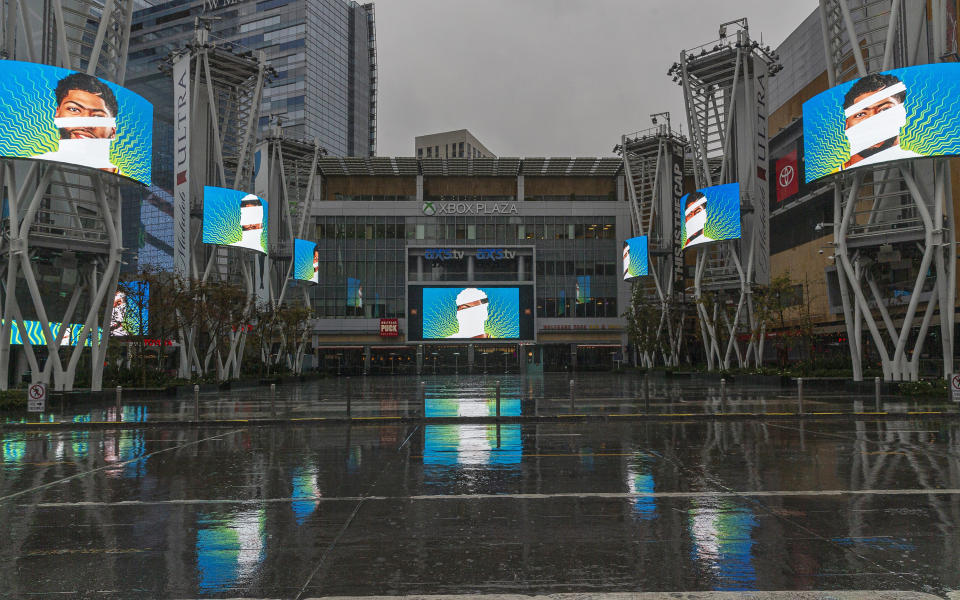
[1,375,959,599]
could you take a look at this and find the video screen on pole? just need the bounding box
[409,285,534,341]
[803,63,960,182]
[0,60,153,185]
[110,282,149,336]
[623,236,649,280]
[202,186,268,254]
[680,182,741,251]
[293,239,318,284]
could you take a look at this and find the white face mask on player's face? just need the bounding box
[845,103,907,156]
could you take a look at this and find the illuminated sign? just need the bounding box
[202,186,269,254]
[408,285,535,341]
[475,248,515,261]
[622,236,648,280]
[379,318,399,337]
[0,60,153,185]
[680,183,742,251]
[426,201,519,216]
[803,63,960,181]
[293,239,319,283]
[424,248,464,260]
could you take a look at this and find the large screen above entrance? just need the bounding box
[408,285,534,341]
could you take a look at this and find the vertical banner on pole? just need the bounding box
[172,54,191,278]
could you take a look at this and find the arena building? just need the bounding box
[306,156,631,374]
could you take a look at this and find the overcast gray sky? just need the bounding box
[373,0,820,157]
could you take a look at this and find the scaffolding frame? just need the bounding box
[819,0,956,381]
[672,19,780,370]
[618,118,688,367]
[163,23,270,381]
[256,129,322,374]
[0,0,135,391]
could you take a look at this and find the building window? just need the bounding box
[426,147,432,158]
[435,145,439,157]
[467,143,471,157]
[417,148,423,157]
[459,142,464,157]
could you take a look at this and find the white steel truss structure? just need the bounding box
[164,23,270,381]
[618,116,688,367]
[670,19,780,371]
[0,0,135,391]
[254,128,322,375]
[820,0,956,381]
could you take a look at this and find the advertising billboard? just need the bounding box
[202,186,268,254]
[409,285,534,341]
[680,182,742,251]
[803,63,960,181]
[110,282,149,337]
[293,239,318,283]
[0,60,152,185]
[623,236,649,280]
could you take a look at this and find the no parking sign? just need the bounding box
[27,382,46,412]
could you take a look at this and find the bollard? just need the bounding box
[875,376,881,410]
[495,380,501,417]
[569,379,575,411]
[346,377,352,416]
[194,384,200,421]
[115,386,122,422]
[797,377,804,414]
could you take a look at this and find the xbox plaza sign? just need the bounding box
[422,200,518,216]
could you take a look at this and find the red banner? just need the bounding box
[379,318,398,337]
[775,149,799,202]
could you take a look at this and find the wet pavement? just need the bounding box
[3,372,958,425]
[1,403,960,598]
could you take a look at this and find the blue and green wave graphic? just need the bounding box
[0,60,152,185]
[293,239,317,283]
[422,287,520,339]
[803,63,960,182]
[202,186,268,253]
[624,236,648,279]
[680,182,741,250]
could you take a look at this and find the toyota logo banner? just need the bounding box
[775,149,799,202]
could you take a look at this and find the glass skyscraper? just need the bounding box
[122,0,377,270]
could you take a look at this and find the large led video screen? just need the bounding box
[680,182,741,251]
[0,60,152,185]
[623,236,649,280]
[803,63,960,181]
[110,282,149,336]
[202,186,268,254]
[293,239,318,283]
[409,285,534,341]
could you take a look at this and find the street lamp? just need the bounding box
[432,352,438,375]
[454,352,460,375]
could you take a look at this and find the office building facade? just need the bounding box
[307,156,631,374]
[123,0,377,271]
[416,129,494,159]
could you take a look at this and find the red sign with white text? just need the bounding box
[379,318,399,337]
[775,149,799,202]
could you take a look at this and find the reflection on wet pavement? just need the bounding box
[3,372,958,425]
[0,414,958,597]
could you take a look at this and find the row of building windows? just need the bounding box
[417,142,488,159]
[314,219,617,241]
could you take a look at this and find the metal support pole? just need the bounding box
[194,384,200,421]
[874,376,881,411]
[720,378,726,412]
[421,380,426,418]
[797,377,804,414]
[495,380,501,417]
[569,379,575,411]
[346,377,351,416]
[115,386,121,422]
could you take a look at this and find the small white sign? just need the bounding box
[951,374,960,403]
[27,382,47,413]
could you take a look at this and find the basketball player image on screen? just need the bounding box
[37,73,122,174]
[238,194,264,252]
[684,192,712,247]
[842,72,920,169]
[622,242,631,280]
[447,288,490,339]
